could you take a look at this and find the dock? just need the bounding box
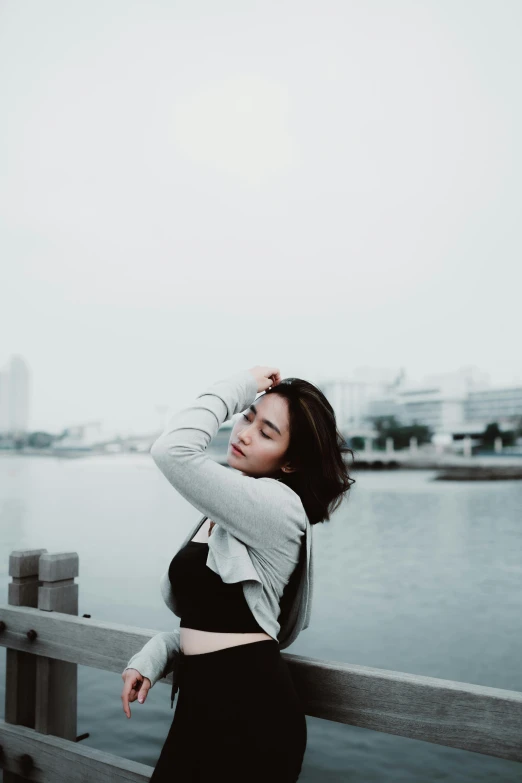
[0,548,521,780]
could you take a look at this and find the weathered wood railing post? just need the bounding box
[35,552,80,740]
[5,548,48,783]
[4,549,79,782]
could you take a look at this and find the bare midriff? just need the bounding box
[180,518,274,656]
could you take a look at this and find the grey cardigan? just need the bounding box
[123,368,314,707]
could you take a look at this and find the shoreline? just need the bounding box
[2,449,522,479]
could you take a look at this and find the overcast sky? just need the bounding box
[1,0,520,434]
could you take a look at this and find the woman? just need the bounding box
[121,365,355,782]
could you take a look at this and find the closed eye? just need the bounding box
[242,413,271,439]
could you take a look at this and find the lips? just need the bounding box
[232,443,245,455]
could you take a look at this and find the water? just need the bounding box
[1,454,521,781]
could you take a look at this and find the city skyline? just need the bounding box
[2,350,521,438]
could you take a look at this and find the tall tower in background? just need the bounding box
[0,355,31,434]
[0,369,9,432]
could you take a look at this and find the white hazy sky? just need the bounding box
[1,0,521,434]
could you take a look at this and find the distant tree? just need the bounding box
[480,422,515,448]
[27,431,54,448]
[368,415,432,450]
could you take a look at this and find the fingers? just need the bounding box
[136,678,151,704]
[121,671,142,719]
[261,367,280,387]
[122,678,133,719]
[121,672,151,718]
[247,366,281,393]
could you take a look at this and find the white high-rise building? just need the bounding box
[0,370,9,433]
[0,355,31,434]
[318,367,405,431]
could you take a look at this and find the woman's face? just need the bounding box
[227,393,292,478]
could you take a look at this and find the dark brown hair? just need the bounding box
[262,378,356,525]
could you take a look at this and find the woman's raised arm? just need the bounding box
[149,369,305,550]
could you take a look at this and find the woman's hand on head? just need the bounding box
[247,366,281,393]
[121,668,151,718]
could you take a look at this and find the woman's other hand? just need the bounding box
[247,366,281,393]
[121,668,151,718]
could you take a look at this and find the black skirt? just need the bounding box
[149,639,307,782]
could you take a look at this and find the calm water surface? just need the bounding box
[0,454,521,781]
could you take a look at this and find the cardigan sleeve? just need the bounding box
[122,629,181,688]
[149,369,305,550]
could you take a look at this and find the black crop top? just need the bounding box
[168,541,267,633]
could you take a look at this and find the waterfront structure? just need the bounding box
[319,365,522,440]
[465,387,522,425]
[1,547,521,778]
[52,421,105,452]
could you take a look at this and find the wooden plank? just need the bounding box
[285,652,522,762]
[35,552,79,740]
[0,604,174,680]
[5,549,47,783]
[1,604,521,762]
[0,720,152,782]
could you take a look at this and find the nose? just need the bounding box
[239,424,252,443]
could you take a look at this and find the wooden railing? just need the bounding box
[1,548,521,781]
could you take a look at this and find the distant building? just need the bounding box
[318,366,405,431]
[0,369,9,432]
[320,365,521,440]
[0,355,31,435]
[464,387,522,425]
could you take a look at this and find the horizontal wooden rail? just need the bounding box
[1,603,521,762]
[0,720,152,782]
[0,604,166,682]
